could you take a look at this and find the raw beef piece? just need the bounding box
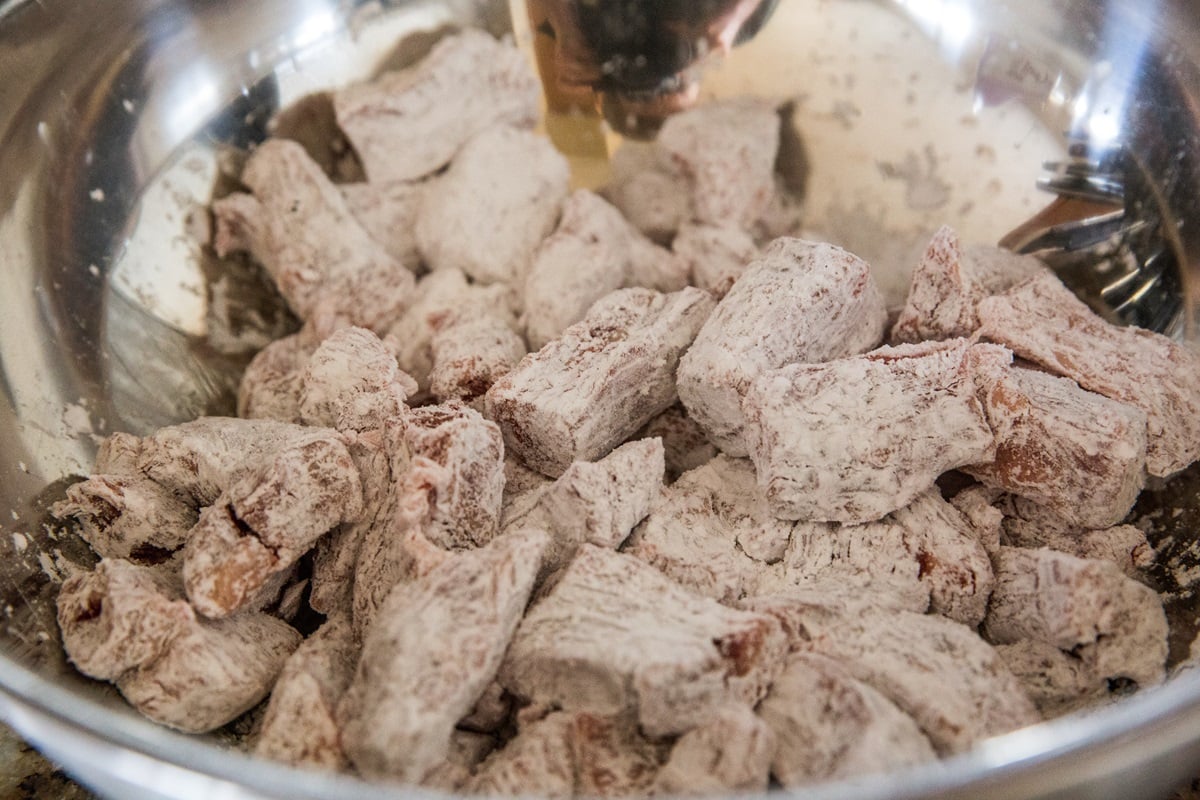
[624,455,788,603]
[339,529,548,782]
[673,224,759,299]
[51,475,197,566]
[602,100,797,248]
[994,639,1112,718]
[117,607,299,734]
[310,424,405,617]
[135,416,352,506]
[346,404,503,634]
[350,458,452,638]
[500,546,787,738]
[468,710,665,798]
[601,141,691,243]
[58,560,193,682]
[977,270,1200,477]
[429,311,527,409]
[1008,518,1155,578]
[760,489,994,627]
[523,190,684,350]
[255,614,358,770]
[181,428,362,618]
[333,30,540,183]
[240,326,415,431]
[416,125,569,286]
[507,439,664,579]
[758,652,935,786]
[401,402,506,550]
[387,269,515,400]
[99,418,363,618]
[743,592,1040,754]
[891,226,1046,344]
[298,326,417,433]
[486,287,714,477]
[212,139,415,333]
[966,347,1147,529]
[983,547,1168,689]
[58,559,299,733]
[653,705,774,794]
[743,339,996,523]
[237,330,316,423]
[657,97,781,229]
[678,238,887,457]
[340,179,424,271]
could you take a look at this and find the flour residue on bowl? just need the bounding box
[698,0,1066,306]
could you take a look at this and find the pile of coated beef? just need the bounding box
[51,29,1200,796]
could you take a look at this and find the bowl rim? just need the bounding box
[4,652,1200,799]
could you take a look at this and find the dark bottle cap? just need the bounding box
[529,0,779,137]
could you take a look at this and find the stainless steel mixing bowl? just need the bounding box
[2,0,1200,797]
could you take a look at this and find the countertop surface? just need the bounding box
[0,724,91,800]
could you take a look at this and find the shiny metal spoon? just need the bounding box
[1002,140,1184,336]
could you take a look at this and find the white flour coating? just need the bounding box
[624,455,790,604]
[678,238,887,457]
[417,125,569,286]
[742,592,1040,755]
[673,223,760,299]
[759,490,994,627]
[298,327,417,432]
[653,704,775,794]
[977,271,1200,477]
[601,98,801,250]
[333,30,540,184]
[52,475,198,565]
[57,559,299,732]
[468,709,666,797]
[890,225,1044,344]
[429,315,527,409]
[523,190,684,351]
[966,349,1148,529]
[983,547,1168,690]
[505,438,664,581]
[340,180,425,272]
[386,269,513,400]
[486,287,714,477]
[744,339,995,523]
[656,97,781,230]
[212,139,415,335]
[758,652,935,786]
[500,546,788,738]
[602,141,691,242]
[255,614,357,770]
[339,529,547,782]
